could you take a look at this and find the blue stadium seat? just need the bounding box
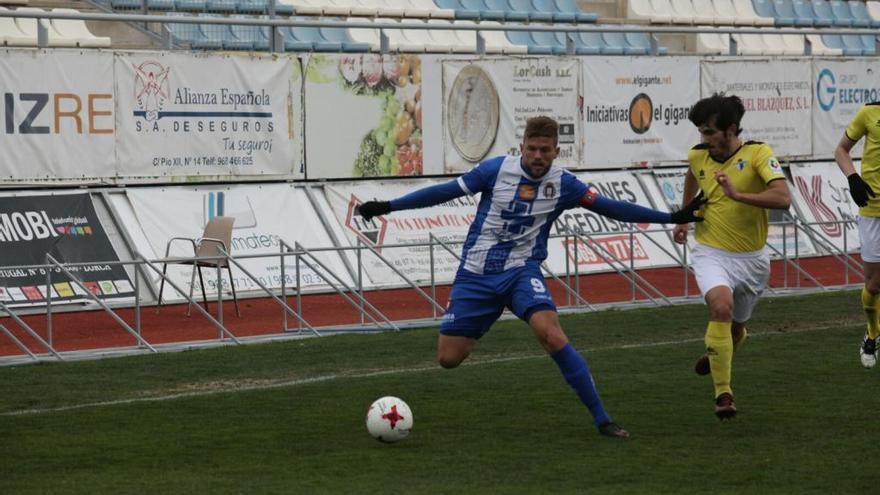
[237,0,269,13]
[505,29,555,53]
[534,0,576,22]
[555,0,599,22]
[460,0,507,20]
[603,31,647,54]
[751,0,779,21]
[320,25,372,51]
[809,0,836,25]
[860,33,877,55]
[110,0,144,10]
[530,29,568,53]
[508,0,554,21]
[484,0,531,21]
[792,0,829,25]
[850,0,880,28]
[773,0,812,25]
[175,0,208,12]
[819,33,860,54]
[166,14,225,49]
[599,31,626,54]
[221,25,255,49]
[625,31,668,54]
[433,0,480,18]
[230,19,272,50]
[206,0,237,13]
[147,0,176,10]
[828,0,856,25]
[576,31,604,54]
[552,31,598,54]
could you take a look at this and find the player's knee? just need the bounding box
[709,303,734,321]
[437,354,464,369]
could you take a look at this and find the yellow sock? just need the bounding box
[861,288,880,340]
[705,321,734,398]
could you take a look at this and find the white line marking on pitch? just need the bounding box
[0,323,852,417]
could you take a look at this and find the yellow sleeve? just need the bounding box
[753,144,787,184]
[846,105,869,142]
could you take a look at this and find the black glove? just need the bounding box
[848,173,875,207]
[670,192,707,224]
[357,201,391,222]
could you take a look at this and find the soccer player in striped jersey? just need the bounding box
[358,116,704,439]
[834,102,880,369]
[673,94,791,420]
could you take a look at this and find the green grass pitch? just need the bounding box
[1,290,877,494]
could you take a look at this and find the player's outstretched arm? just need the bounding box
[835,133,875,207]
[357,179,467,221]
[581,190,705,224]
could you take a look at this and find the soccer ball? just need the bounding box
[366,396,413,443]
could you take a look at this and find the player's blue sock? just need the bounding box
[551,343,611,427]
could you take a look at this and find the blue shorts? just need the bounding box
[440,265,556,339]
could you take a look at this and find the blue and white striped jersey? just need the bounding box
[456,155,588,275]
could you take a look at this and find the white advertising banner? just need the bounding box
[115,52,298,180]
[442,58,581,173]
[0,50,115,181]
[812,59,880,160]
[305,54,424,179]
[581,57,699,167]
[650,168,816,257]
[323,179,475,286]
[789,161,860,253]
[701,59,812,157]
[544,171,680,274]
[126,184,350,298]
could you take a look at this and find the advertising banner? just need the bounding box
[442,58,581,173]
[0,193,133,305]
[544,171,681,274]
[115,52,298,180]
[323,179,475,286]
[581,57,699,167]
[126,184,350,298]
[0,51,115,182]
[812,59,880,160]
[701,59,812,157]
[305,54,424,179]
[788,161,860,253]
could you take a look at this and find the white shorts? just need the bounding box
[858,216,880,263]
[691,243,770,323]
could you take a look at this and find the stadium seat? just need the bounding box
[533,0,575,22]
[648,0,676,22]
[849,0,880,28]
[734,0,773,24]
[284,0,322,15]
[399,18,454,50]
[346,16,381,48]
[230,17,273,49]
[696,30,731,53]
[792,0,830,25]
[110,0,144,10]
[555,0,599,22]
[778,33,806,53]
[175,0,208,12]
[732,32,767,53]
[429,19,474,51]
[478,20,528,53]
[14,7,77,46]
[0,6,34,45]
[627,0,657,21]
[599,31,626,54]
[410,0,454,17]
[805,33,841,54]
[820,33,864,54]
[205,0,237,13]
[773,0,812,25]
[482,0,529,20]
[692,0,724,23]
[828,0,857,25]
[839,33,866,53]
[625,31,668,54]
[146,0,176,10]
[528,27,568,54]
[712,0,744,24]
[868,1,880,23]
[50,8,112,47]
[668,0,695,23]
[507,0,553,21]
[751,0,780,22]
[809,0,837,25]
[320,22,372,50]
[761,33,788,54]
[859,33,876,55]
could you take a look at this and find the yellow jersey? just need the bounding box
[845,102,880,217]
[687,141,786,253]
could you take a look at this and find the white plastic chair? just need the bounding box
[689,0,718,23]
[670,0,698,23]
[0,6,34,46]
[648,0,675,22]
[400,18,446,50]
[410,0,455,18]
[712,0,743,23]
[50,8,111,47]
[283,0,324,14]
[627,0,656,21]
[779,33,805,54]
[732,32,767,54]
[15,7,76,47]
[347,16,381,48]
[761,33,787,54]
[696,30,730,53]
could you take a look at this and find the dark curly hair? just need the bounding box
[688,93,745,136]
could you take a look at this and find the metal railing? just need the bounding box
[0,217,865,365]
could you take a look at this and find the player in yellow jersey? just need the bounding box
[834,102,880,369]
[672,94,791,419]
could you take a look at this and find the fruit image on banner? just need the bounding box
[306,54,423,179]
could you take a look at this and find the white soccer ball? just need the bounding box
[366,396,413,443]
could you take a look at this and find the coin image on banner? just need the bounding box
[629,93,653,135]
[447,64,500,162]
